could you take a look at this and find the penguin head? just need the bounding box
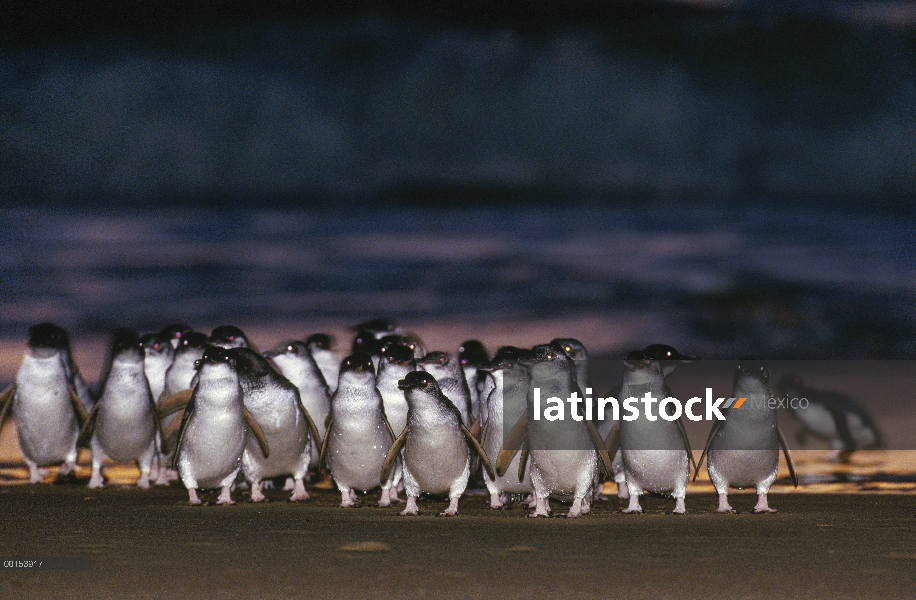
[492,346,535,364]
[419,351,452,367]
[381,343,415,367]
[176,331,210,355]
[397,371,438,392]
[194,346,235,372]
[141,332,175,359]
[27,322,71,357]
[305,333,333,352]
[209,325,250,349]
[228,347,273,379]
[159,324,192,348]
[111,329,144,363]
[458,340,489,367]
[551,338,588,361]
[734,357,770,394]
[351,330,381,356]
[642,343,698,376]
[340,352,375,374]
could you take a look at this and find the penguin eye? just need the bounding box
[546,353,554,360]
[564,346,571,353]
[287,345,294,353]
[153,343,160,350]
[228,335,235,341]
[193,359,201,368]
[438,356,447,365]
[408,343,416,350]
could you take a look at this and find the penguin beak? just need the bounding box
[397,378,412,391]
[263,349,280,358]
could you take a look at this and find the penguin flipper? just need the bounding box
[777,426,799,488]
[244,409,270,459]
[461,423,495,480]
[171,396,196,471]
[693,420,723,482]
[0,385,15,431]
[296,397,323,450]
[68,386,89,426]
[319,420,332,465]
[382,416,396,444]
[380,426,408,485]
[76,403,101,447]
[584,420,614,475]
[495,411,527,477]
[157,389,193,419]
[518,438,529,483]
[470,416,481,441]
[160,413,184,455]
[676,418,698,474]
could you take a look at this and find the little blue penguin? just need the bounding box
[141,332,175,407]
[480,357,534,509]
[209,325,252,350]
[322,353,399,507]
[266,340,330,473]
[0,323,89,483]
[171,346,270,505]
[81,330,159,489]
[458,340,489,424]
[775,373,880,463]
[696,360,798,513]
[375,343,416,501]
[618,349,694,514]
[381,371,494,516]
[496,344,612,518]
[232,348,319,503]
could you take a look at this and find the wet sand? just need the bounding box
[1,478,915,600]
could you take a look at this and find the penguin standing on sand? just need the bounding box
[170,346,270,505]
[695,360,798,513]
[381,371,494,516]
[617,349,695,514]
[495,344,613,518]
[0,323,89,483]
[323,354,399,507]
[232,348,320,503]
[775,374,880,463]
[480,358,534,509]
[81,330,159,489]
[266,341,330,473]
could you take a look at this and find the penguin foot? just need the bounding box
[216,486,235,505]
[87,473,105,489]
[488,493,506,509]
[288,480,309,502]
[187,489,202,506]
[527,511,550,518]
[30,467,50,484]
[282,477,295,491]
[753,494,776,514]
[399,496,420,516]
[672,498,687,514]
[717,508,738,514]
[671,509,687,515]
[438,498,459,516]
[752,508,778,514]
[620,507,643,514]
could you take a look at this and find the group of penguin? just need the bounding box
[0,319,881,516]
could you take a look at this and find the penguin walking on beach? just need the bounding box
[617,349,696,514]
[80,330,159,489]
[323,354,399,507]
[231,348,321,503]
[495,344,613,518]
[695,360,798,513]
[479,358,534,509]
[170,346,270,505]
[266,341,330,474]
[381,371,494,516]
[775,374,880,463]
[0,323,89,483]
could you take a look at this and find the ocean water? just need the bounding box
[1,204,913,359]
